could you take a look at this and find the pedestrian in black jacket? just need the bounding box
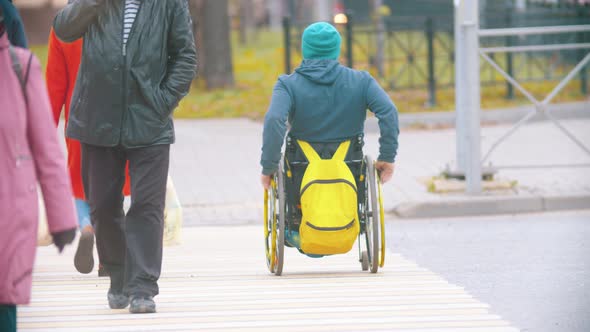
[54,0,197,314]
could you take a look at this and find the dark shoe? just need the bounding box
[129,296,156,314]
[108,289,129,309]
[74,227,95,274]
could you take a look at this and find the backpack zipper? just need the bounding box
[300,179,357,196]
[305,219,356,232]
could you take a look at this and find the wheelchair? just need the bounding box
[264,135,386,276]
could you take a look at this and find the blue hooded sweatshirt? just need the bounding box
[0,0,28,48]
[261,59,399,175]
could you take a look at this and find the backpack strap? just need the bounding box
[332,140,351,161]
[8,45,33,107]
[297,140,321,163]
[297,139,351,162]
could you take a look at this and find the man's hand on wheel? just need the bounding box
[261,174,272,190]
[375,161,395,184]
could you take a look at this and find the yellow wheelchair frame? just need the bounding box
[264,154,386,276]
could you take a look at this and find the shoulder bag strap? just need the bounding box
[8,45,33,107]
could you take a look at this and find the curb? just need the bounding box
[392,194,590,219]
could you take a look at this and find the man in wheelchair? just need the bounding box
[260,22,399,257]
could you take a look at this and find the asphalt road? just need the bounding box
[386,210,590,332]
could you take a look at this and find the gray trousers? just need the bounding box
[81,143,169,298]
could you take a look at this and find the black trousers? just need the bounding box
[81,143,170,298]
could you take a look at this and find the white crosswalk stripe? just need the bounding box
[19,226,520,331]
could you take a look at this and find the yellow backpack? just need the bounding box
[297,140,360,255]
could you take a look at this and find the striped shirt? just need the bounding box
[122,0,141,55]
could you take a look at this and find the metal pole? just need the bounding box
[346,13,354,68]
[505,11,515,99]
[479,25,590,37]
[582,44,589,95]
[465,0,482,194]
[426,17,436,107]
[481,43,590,53]
[283,17,291,74]
[542,52,590,104]
[374,0,385,77]
[479,50,590,165]
[454,1,467,175]
[480,51,539,104]
[578,7,588,95]
[455,0,482,194]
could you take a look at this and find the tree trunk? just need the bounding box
[267,0,283,30]
[190,0,235,89]
[189,0,205,82]
[239,0,255,45]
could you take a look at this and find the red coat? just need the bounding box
[0,34,77,305]
[46,29,130,199]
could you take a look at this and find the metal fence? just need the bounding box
[453,0,590,194]
[283,5,590,106]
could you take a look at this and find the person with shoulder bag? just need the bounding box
[0,8,77,332]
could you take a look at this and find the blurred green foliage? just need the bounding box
[30,30,588,120]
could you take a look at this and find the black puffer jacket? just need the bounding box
[54,0,197,147]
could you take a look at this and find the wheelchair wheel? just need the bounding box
[365,156,381,273]
[275,161,286,276]
[361,251,369,271]
[263,159,285,275]
[264,177,277,273]
[377,167,386,268]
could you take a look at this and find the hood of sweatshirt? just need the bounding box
[294,59,343,85]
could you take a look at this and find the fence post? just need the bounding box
[505,11,515,99]
[578,7,588,95]
[582,36,589,95]
[426,17,436,107]
[375,1,385,77]
[345,13,354,68]
[455,0,482,194]
[283,16,292,74]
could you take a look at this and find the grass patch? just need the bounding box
[30,29,588,119]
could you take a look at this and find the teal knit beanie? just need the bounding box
[301,22,342,60]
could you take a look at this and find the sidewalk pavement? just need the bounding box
[20,226,520,331]
[168,102,590,224]
[386,101,590,130]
